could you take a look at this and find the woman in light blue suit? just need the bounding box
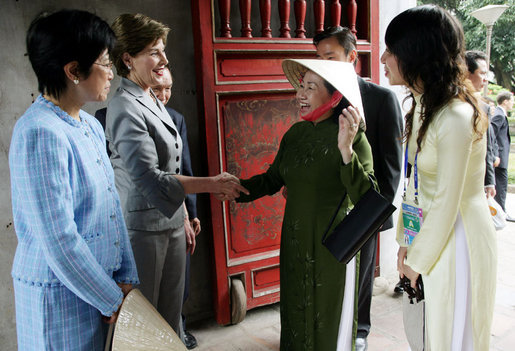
[9,10,139,350]
[106,14,247,341]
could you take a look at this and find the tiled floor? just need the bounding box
[188,194,515,351]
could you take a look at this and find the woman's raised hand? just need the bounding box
[212,172,249,201]
[338,106,362,164]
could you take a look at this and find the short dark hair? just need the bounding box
[313,26,356,56]
[26,9,115,99]
[497,91,513,105]
[111,14,170,77]
[465,50,487,74]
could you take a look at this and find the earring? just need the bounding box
[127,65,131,70]
[73,78,79,85]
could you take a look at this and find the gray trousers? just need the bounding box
[129,226,186,338]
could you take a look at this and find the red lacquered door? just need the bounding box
[191,0,379,325]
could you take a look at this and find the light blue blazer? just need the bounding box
[9,95,139,350]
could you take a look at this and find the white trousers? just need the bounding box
[336,256,357,351]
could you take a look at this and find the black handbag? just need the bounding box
[400,275,425,303]
[322,180,396,264]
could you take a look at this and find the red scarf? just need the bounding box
[300,91,344,122]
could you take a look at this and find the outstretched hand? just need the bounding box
[213,172,249,201]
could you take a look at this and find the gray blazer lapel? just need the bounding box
[120,78,179,135]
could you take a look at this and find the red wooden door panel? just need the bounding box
[224,96,299,260]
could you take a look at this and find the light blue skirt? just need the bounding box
[14,280,106,351]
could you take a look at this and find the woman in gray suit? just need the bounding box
[106,14,247,341]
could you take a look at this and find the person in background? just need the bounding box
[383,5,497,349]
[465,50,498,199]
[313,26,403,351]
[491,91,515,216]
[106,13,247,340]
[94,107,110,156]
[9,9,139,350]
[151,65,199,350]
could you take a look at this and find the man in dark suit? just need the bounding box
[465,50,498,199]
[314,27,403,351]
[491,91,514,213]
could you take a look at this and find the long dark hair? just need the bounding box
[385,5,485,150]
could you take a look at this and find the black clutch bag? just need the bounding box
[322,181,396,264]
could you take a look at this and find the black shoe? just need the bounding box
[394,279,404,294]
[184,330,198,350]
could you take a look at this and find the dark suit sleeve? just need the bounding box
[377,91,403,201]
[368,89,403,230]
[484,123,495,186]
[167,108,198,219]
[94,108,110,156]
[493,134,499,158]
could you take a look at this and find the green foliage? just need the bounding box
[488,82,506,102]
[508,152,515,184]
[417,0,515,91]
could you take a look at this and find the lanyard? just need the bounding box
[403,143,419,205]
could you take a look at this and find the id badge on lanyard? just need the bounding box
[402,145,423,246]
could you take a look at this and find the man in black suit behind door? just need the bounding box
[314,27,403,351]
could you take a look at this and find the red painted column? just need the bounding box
[313,0,325,34]
[279,0,291,38]
[294,0,306,38]
[259,0,272,38]
[330,0,341,27]
[219,0,232,38]
[239,0,252,38]
[347,0,358,36]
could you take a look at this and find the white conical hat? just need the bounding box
[281,59,365,129]
[111,289,187,351]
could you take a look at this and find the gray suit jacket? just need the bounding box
[106,78,185,231]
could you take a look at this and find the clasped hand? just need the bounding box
[102,283,133,324]
[213,172,249,201]
[397,246,420,289]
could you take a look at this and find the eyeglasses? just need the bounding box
[94,61,113,70]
